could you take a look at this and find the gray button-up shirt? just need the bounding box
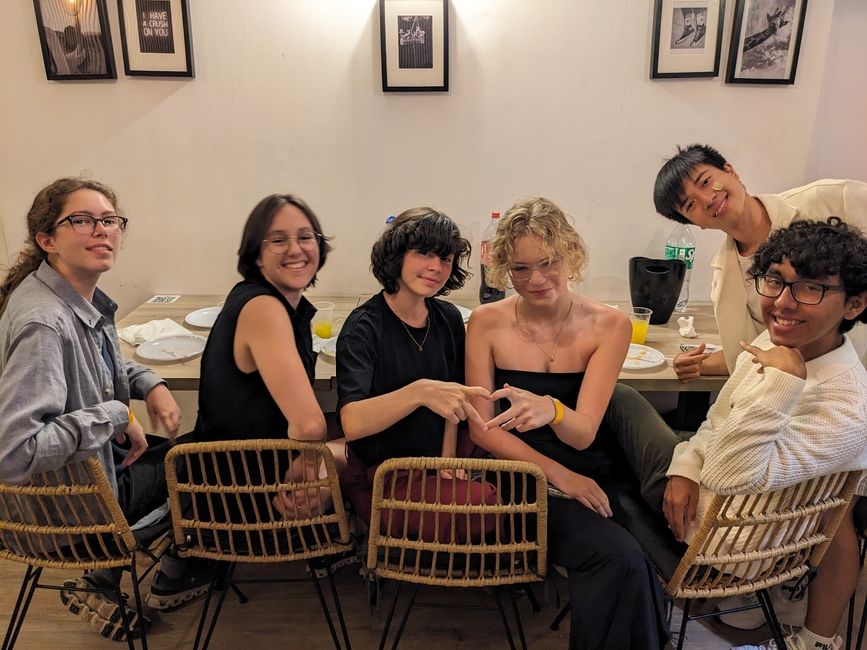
[0,261,164,494]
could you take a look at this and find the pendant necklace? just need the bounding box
[516,298,573,362]
[399,317,430,352]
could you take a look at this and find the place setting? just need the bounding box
[119,318,207,363]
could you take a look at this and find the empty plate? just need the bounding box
[185,306,222,328]
[623,344,666,370]
[679,342,722,354]
[136,335,206,362]
[312,335,337,357]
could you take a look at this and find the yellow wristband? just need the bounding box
[548,397,564,426]
[127,408,136,425]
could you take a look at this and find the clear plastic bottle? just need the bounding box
[479,211,506,304]
[664,223,696,312]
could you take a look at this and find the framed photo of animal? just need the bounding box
[726,0,808,84]
[650,0,726,79]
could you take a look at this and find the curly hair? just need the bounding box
[485,197,588,291]
[0,178,119,315]
[370,207,471,295]
[237,194,332,286]
[653,144,728,223]
[749,217,867,332]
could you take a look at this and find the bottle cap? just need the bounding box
[491,211,501,218]
[385,215,396,224]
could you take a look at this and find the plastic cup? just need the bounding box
[629,307,652,345]
[312,302,335,339]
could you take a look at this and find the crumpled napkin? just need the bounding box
[677,316,697,338]
[118,319,195,346]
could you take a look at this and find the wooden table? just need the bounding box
[117,294,727,396]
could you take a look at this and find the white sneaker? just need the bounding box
[717,583,807,630]
[732,632,843,650]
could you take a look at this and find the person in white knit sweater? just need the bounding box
[609,218,867,650]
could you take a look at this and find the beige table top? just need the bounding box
[118,294,726,393]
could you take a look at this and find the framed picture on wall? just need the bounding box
[379,0,448,92]
[726,0,808,84]
[117,0,194,77]
[32,0,116,80]
[651,0,726,78]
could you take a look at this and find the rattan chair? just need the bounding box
[366,456,547,650]
[164,439,355,650]
[0,456,150,650]
[668,470,862,650]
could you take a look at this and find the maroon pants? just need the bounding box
[343,447,499,544]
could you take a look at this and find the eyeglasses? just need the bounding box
[50,213,128,234]
[262,231,322,254]
[508,258,563,282]
[754,275,845,305]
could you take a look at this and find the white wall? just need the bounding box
[0,1,848,314]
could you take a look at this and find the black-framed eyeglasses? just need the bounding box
[754,274,845,305]
[508,258,563,282]
[262,231,322,254]
[49,213,129,235]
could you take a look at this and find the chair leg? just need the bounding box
[378,582,403,650]
[757,589,787,650]
[324,564,352,650]
[676,599,692,650]
[550,600,571,631]
[308,561,343,650]
[129,560,148,650]
[389,583,418,650]
[110,569,136,650]
[493,586,517,650]
[509,586,528,650]
[194,562,237,650]
[855,589,866,650]
[523,584,541,613]
[3,565,41,650]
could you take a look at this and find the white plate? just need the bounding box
[184,306,222,328]
[623,344,666,370]
[312,335,337,357]
[679,342,722,354]
[136,335,207,362]
[447,303,473,323]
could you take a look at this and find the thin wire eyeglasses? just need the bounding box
[508,258,563,282]
[262,231,322,254]
[49,213,128,235]
[754,275,845,305]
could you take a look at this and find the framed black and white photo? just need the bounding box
[33,0,116,80]
[651,0,725,78]
[379,0,448,92]
[117,0,193,77]
[726,0,808,84]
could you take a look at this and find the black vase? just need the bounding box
[628,257,686,325]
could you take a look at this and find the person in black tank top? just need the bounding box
[337,208,497,542]
[465,197,669,649]
[148,193,347,611]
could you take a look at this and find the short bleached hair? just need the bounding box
[485,197,588,290]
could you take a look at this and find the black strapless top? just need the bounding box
[494,367,612,478]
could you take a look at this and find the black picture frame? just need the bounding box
[32,0,116,81]
[379,0,448,92]
[651,0,726,79]
[117,0,194,77]
[726,0,808,84]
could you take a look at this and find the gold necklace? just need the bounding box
[516,298,573,362]
[398,317,430,351]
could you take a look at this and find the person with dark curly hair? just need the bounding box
[608,218,867,650]
[652,144,867,382]
[336,208,497,540]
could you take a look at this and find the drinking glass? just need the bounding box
[312,302,335,339]
[629,307,652,345]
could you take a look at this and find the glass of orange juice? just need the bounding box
[313,302,335,339]
[629,307,652,345]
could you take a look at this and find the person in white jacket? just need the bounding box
[609,218,867,650]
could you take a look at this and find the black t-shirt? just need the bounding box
[337,291,465,467]
[193,277,317,442]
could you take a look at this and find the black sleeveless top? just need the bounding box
[193,278,317,442]
[493,367,612,478]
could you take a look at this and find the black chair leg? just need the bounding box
[324,563,352,650]
[494,586,517,650]
[523,584,541,613]
[3,565,41,650]
[111,569,136,650]
[129,560,148,650]
[389,583,418,650]
[550,600,571,631]
[194,562,237,650]
[855,589,866,650]
[308,561,342,650]
[757,588,787,650]
[378,581,402,650]
[675,599,692,650]
[509,586,528,650]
